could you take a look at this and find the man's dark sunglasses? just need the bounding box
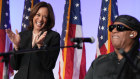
[109,24,132,32]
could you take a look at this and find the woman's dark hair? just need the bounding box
[28,2,55,31]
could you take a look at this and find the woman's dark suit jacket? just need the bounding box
[10,30,60,79]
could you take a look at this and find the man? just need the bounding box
[85,15,140,79]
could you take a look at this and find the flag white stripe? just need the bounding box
[5,33,11,52]
[72,25,83,79]
[96,38,101,57]
[59,49,64,79]
[105,40,108,50]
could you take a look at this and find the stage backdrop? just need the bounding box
[9,0,140,79]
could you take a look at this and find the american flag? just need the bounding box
[21,0,40,31]
[96,0,119,57]
[59,0,86,79]
[0,0,13,79]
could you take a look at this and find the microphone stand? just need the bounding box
[0,42,82,79]
[60,43,82,49]
[0,49,47,79]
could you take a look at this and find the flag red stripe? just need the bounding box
[64,24,76,79]
[0,29,6,79]
[79,44,86,79]
[0,30,6,53]
[100,44,107,55]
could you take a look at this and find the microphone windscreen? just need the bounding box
[90,37,95,43]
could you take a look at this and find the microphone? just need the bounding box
[71,37,95,43]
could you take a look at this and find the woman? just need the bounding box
[6,2,60,79]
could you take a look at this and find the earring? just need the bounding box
[130,34,133,37]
